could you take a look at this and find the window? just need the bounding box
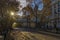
[51,0,56,2]
[58,1,60,6]
[58,8,60,12]
[58,1,60,12]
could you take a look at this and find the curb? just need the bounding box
[38,31,60,37]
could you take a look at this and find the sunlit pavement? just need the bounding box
[8,28,60,40]
[0,35,4,40]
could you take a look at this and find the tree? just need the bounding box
[0,0,20,40]
[22,0,43,28]
[22,0,51,29]
[0,0,19,34]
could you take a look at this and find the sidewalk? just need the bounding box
[0,35,4,40]
[13,28,60,37]
[38,30,60,37]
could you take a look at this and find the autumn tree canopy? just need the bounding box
[0,0,19,32]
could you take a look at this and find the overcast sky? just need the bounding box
[17,0,29,10]
[17,0,43,10]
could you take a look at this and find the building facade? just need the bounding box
[46,0,60,31]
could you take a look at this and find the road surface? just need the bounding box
[6,28,60,40]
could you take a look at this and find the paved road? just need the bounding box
[7,28,60,40]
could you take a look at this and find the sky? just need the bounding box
[17,0,29,10]
[17,0,43,10]
[30,0,43,10]
[16,0,43,16]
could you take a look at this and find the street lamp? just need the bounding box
[10,11,15,16]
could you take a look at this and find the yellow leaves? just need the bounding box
[43,0,51,6]
[41,0,51,16]
[12,22,22,28]
[23,5,33,12]
[44,10,51,16]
